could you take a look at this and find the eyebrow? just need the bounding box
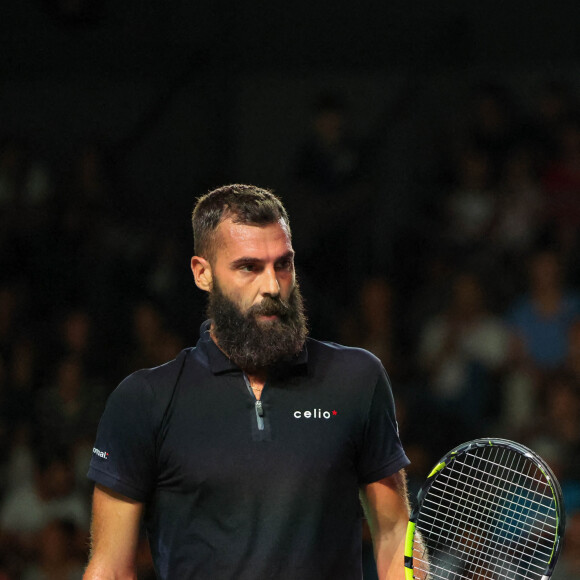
[230,250,295,269]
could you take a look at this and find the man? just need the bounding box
[84,184,410,580]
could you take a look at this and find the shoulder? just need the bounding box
[306,337,384,378]
[107,348,194,412]
[307,337,381,362]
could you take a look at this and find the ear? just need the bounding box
[191,256,212,292]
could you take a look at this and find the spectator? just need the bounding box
[0,453,89,566]
[49,307,107,382]
[59,141,117,229]
[463,83,520,182]
[20,519,85,580]
[58,309,93,360]
[552,510,580,580]
[506,249,580,371]
[492,146,544,257]
[4,334,38,433]
[487,146,545,310]
[541,119,580,254]
[2,423,35,498]
[527,80,578,165]
[294,93,362,193]
[536,374,580,478]
[289,92,373,310]
[418,272,509,430]
[0,136,52,238]
[445,148,497,256]
[524,372,580,522]
[34,357,105,456]
[125,300,183,374]
[340,277,397,372]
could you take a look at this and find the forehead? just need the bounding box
[214,218,292,262]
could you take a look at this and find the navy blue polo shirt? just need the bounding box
[88,321,409,580]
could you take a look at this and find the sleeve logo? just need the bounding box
[93,447,109,459]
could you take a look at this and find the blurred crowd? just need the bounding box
[1,79,580,578]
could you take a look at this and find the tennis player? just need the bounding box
[83,184,410,580]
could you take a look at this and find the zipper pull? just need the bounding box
[255,400,264,417]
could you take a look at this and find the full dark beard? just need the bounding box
[208,279,308,372]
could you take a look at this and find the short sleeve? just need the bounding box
[87,371,157,501]
[356,368,409,485]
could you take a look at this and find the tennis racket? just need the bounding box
[404,438,565,580]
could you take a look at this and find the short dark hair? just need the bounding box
[192,184,290,261]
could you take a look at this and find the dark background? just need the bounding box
[3,0,580,210]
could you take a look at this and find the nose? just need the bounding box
[261,266,280,297]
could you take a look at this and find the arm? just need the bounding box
[83,484,144,580]
[361,468,410,580]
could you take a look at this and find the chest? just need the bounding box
[155,373,363,493]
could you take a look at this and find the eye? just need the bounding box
[240,264,256,272]
[275,259,293,271]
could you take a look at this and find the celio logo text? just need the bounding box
[293,409,338,419]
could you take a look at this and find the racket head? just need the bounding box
[405,438,566,580]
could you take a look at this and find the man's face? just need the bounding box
[204,218,307,371]
[210,218,296,316]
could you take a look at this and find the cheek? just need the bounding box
[279,275,295,299]
[229,286,260,312]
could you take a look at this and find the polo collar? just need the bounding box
[197,320,308,376]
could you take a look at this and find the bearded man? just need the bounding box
[84,184,410,580]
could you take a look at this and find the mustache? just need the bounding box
[247,295,291,318]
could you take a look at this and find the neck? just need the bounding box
[246,369,268,383]
[246,371,267,401]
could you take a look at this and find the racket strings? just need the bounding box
[418,450,553,580]
[421,462,556,548]
[436,447,523,579]
[416,453,554,579]
[414,446,558,580]
[422,454,548,577]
